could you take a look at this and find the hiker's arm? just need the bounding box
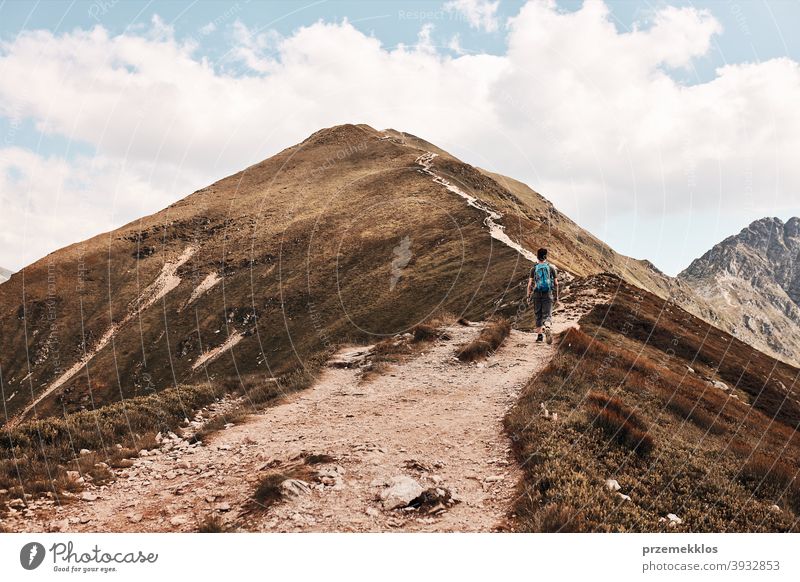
[554,269,559,303]
[526,277,533,300]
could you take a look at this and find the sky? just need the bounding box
[0,0,798,276]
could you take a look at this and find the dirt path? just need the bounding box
[415,151,539,263]
[7,301,590,533]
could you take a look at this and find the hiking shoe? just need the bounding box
[545,327,553,345]
[536,334,544,343]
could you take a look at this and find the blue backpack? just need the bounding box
[534,262,553,292]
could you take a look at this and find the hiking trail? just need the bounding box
[5,286,605,533]
[3,144,605,532]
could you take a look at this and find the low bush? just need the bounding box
[197,514,231,533]
[411,323,438,342]
[253,471,290,508]
[664,394,725,435]
[530,503,587,533]
[739,452,800,511]
[456,318,511,362]
[0,383,220,500]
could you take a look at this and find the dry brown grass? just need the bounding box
[197,514,231,533]
[361,319,455,382]
[253,471,290,508]
[456,317,511,362]
[0,359,327,504]
[530,503,588,533]
[303,453,336,465]
[238,360,327,408]
[0,383,220,503]
[252,463,315,510]
[358,336,414,383]
[664,394,725,435]
[411,323,439,342]
[188,411,250,444]
[585,391,654,458]
[737,452,800,512]
[505,275,800,532]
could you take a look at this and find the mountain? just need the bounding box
[0,124,706,428]
[2,124,799,533]
[0,124,574,426]
[0,124,793,430]
[679,217,800,365]
[0,267,11,284]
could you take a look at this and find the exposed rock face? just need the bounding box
[679,217,800,365]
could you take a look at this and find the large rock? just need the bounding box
[380,476,423,509]
[712,380,729,392]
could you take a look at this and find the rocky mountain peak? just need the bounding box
[678,216,800,364]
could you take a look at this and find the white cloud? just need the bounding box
[0,1,798,274]
[199,22,217,36]
[228,20,282,73]
[444,0,501,33]
[0,147,185,269]
[448,33,465,55]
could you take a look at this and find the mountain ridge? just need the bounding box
[1,124,797,430]
[2,124,799,534]
[679,215,800,364]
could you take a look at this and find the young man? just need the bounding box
[527,248,559,344]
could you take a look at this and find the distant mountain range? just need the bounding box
[0,267,11,284]
[679,217,800,365]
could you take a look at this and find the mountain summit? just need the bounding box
[0,123,582,425]
[0,124,691,426]
[1,125,797,429]
[679,217,800,362]
[2,126,799,534]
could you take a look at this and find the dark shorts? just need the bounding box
[532,291,553,328]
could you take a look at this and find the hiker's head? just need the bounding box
[537,248,548,262]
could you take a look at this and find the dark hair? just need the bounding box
[537,248,548,261]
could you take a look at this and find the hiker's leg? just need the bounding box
[542,293,553,330]
[534,294,544,332]
[542,293,553,344]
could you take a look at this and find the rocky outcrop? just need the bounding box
[679,217,800,365]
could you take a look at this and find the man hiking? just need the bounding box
[527,247,558,344]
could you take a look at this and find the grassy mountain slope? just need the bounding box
[507,274,800,532]
[1,123,794,430]
[0,124,539,426]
